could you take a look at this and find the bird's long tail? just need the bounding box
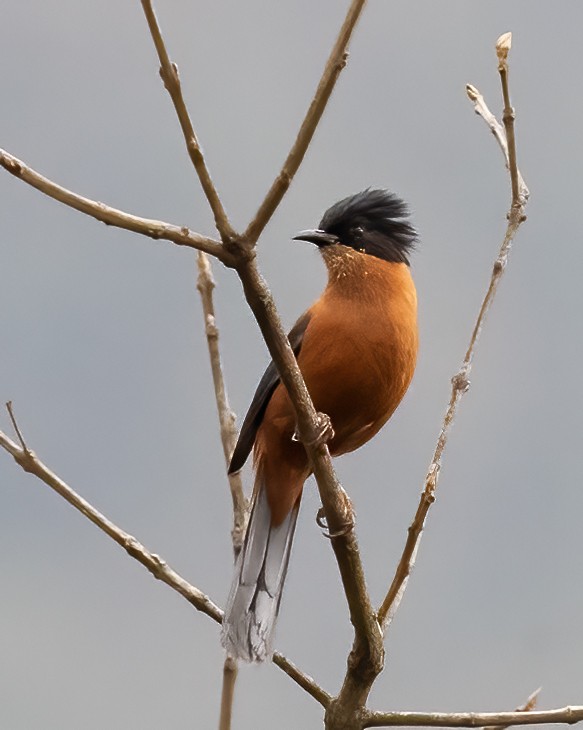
[221,473,299,662]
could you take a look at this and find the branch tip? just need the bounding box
[496,31,512,64]
[466,83,479,102]
[6,401,29,454]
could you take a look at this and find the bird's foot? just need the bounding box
[316,507,327,529]
[292,412,335,446]
[316,491,355,539]
[312,412,335,445]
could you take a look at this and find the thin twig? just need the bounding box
[0,149,231,263]
[196,252,248,555]
[196,251,247,729]
[378,31,529,633]
[140,0,235,243]
[6,401,29,453]
[0,425,329,706]
[219,656,238,730]
[272,653,332,708]
[496,33,521,208]
[465,83,528,202]
[481,687,541,730]
[376,481,434,629]
[363,706,583,728]
[245,0,367,243]
[0,426,222,621]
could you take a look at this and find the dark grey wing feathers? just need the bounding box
[228,311,311,474]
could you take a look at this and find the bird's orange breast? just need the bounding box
[299,260,417,454]
[255,256,418,524]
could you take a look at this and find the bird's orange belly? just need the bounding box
[301,323,417,455]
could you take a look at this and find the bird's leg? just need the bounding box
[316,487,354,539]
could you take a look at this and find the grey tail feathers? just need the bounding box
[221,477,299,662]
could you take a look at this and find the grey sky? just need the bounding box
[2,2,583,729]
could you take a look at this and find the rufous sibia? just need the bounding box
[221,189,418,662]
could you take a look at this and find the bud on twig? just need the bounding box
[496,31,512,68]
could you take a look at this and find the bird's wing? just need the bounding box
[228,310,312,474]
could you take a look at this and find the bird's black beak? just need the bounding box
[292,229,339,247]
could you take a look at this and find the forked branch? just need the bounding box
[378,32,529,634]
[1,0,378,715]
[2,8,564,730]
[0,149,229,262]
[138,0,379,674]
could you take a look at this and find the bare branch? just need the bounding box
[465,83,528,202]
[0,423,329,705]
[272,653,332,708]
[245,0,367,243]
[0,149,231,264]
[376,480,434,629]
[378,33,529,633]
[140,0,235,243]
[0,426,222,621]
[465,84,508,164]
[364,706,583,728]
[196,252,248,555]
[196,252,247,728]
[496,32,524,210]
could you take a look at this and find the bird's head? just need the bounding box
[293,188,416,265]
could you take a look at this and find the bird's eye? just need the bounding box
[350,226,364,241]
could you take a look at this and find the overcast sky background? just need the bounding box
[2,2,583,729]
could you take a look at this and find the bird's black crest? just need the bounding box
[319,189,416,265]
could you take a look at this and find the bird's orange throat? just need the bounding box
[321,245,417,309]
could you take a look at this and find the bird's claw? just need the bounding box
[315,497,354,539]
[312,412,335,445]
[292,412,335,446]
[316,507,327,529]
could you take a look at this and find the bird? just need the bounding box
[221,188,418,662]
